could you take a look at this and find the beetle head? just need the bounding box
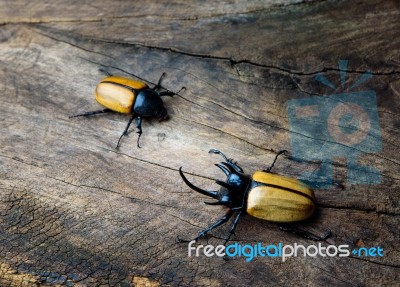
[179,153,251,209]
[213,162,251,208]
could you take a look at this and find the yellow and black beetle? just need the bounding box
[70,70,185,148]
[179,149,330,244]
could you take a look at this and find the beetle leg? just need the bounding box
[224,211,243,245]
[69,108,111,118]
[204,201,225,205]
[158,91,175,97]
[159,86,186,97]
[176,235,191,243]
[116,114,136,149]
[196,209,234,240]
[152,72,166,91]
[152,71,186,96]
[136,116,143,148]
[264,150,290,172]
[278,224,332,241]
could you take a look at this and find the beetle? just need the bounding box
[179,149,331,245]
[70,70,185,148]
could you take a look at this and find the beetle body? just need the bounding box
[96,76,167,119]
[71,72,184,148]
[179,149,327,244]
[247,171,315,222]
[95,76,148,114]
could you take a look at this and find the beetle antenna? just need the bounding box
[179,168,219,199]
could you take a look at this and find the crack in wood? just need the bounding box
[27,26,400,77]
[95,39,400,77]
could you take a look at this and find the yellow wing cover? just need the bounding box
[247,171,315,222]
[95,76,149,113]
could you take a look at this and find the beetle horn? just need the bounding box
[215,164,231,176]
[209,148,229,162]
[179,167,219,199]
[215,180,233,190]
[220,161,241,174]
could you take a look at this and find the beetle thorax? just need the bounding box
[133,89,166,117]
[217,172,251,209]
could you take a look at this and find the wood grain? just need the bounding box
[0,0,399,286]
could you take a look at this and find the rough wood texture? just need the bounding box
[0,0,399,286]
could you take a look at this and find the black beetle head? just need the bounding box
[179,150,251,209]
[213,162,251,208]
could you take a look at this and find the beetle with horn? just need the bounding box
[178,149,330,245]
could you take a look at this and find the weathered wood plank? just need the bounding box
[0,0,399,286]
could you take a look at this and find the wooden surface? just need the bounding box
[0,0,399,286]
